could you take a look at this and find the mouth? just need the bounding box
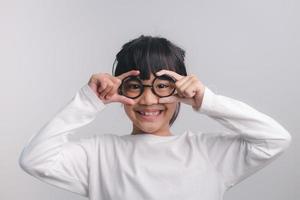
[135,110,164,121]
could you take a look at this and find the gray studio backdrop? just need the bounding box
[0,0,298,199]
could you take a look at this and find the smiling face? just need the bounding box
[123,73,178,136]
[114,35,187,135]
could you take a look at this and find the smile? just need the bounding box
[135,110,164,121]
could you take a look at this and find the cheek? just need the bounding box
[124,105,135,119]
[165,103,178,118]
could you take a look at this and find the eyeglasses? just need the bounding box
[118,74,177,99]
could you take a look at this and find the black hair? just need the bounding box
[112,35,187,127]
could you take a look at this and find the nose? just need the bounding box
[138,87,159,105]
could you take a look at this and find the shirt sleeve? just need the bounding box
[193,86,292,191]
[18,83,106,197]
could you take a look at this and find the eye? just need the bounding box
[126,84,141,89]
[157,83,169,89]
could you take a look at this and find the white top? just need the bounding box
[19,84,292,200]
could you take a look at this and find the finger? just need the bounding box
[171,76,190,97]
[117,69,140,81]
[113,77,122,87]
[175,76,191,89]
[98,81,107,93]
[159,93,196,107]
[100,86,112,100]
[174,90,185,98]
[174,77,189,97]
[155,69,184,81]
[115,95,136,105]
[184,85,199,98]
[105,83,119,99]
[158,94,181,104]
[104,77,122,98]
[179,78,196,98]
[100,81,114,99]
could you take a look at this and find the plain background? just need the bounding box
[0,0,298,199]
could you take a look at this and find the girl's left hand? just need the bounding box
[155,69,205,110]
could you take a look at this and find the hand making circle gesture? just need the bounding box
[88,70,140,105]
[155,69,206,110]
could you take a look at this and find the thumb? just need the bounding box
[116,95,135,105]
[158,95,181,104]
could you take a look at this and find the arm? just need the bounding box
[19,84,106,197]
[194,86,292,190]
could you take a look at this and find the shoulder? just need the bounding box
[187,130,242,155]
[185,129,229,145]
[188,129,238,141]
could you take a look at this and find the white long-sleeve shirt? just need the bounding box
[19,84,292,200]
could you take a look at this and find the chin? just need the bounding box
[136,124,161,134]
[141,126,159,134]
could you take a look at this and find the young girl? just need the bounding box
[19,35,292,200]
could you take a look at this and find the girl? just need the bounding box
[19,35,292,200]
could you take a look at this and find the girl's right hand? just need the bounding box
[87,70,140,105]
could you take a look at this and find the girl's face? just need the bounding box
[123,73,178,135]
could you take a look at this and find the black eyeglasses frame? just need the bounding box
[118,74,177,99]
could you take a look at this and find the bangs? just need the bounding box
[113,35,187,80]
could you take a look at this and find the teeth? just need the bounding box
[139,111,160,116]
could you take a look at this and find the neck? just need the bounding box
[131,125,173,136]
